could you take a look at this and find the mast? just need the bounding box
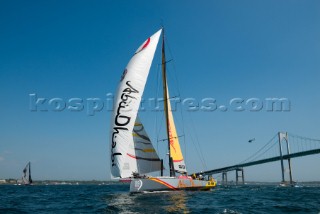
[161,28,175,177]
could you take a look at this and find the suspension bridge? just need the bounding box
[195,132,320,185]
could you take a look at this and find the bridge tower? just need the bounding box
[236,168,244,185]
[222,171,228,185]
[278,132,293,185]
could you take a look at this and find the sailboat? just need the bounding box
[110,28,216,193]
[22,162,32,185]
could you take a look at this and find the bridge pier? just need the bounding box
[222,172,228,185]
[236,168,244,185]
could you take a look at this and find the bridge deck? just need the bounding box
[197,149,320,175]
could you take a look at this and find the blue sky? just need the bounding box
[0,0,319,181]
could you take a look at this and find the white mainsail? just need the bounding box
[110,29,162,178]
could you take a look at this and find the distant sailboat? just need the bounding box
[22,162,32,185]
[110,28,216,193]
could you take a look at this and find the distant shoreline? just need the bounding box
[1,179,320,186]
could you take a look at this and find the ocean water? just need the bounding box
[0,183,319,213]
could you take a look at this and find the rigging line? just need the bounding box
[185,111,207,170]
[157,107,166,157]
[155,63,161,153]
[157,135,185,142]
[187,111,208,170]
[238,133,278,164]
[155,55,166,160]
[164,35,182,97]
[163,34,181,101]
[162,31,188,170]
[185,118,204,169]
[155,78,166,158]
[185,119,206,169]
[178,94,188,171]
[158,59,173,65]
[166,68,181,99]
[160,96,181,102]
[162,59,186,168]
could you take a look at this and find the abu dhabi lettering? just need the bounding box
[111,81,139,167]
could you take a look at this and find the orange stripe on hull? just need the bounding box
[149,178,178,190]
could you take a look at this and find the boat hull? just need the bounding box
[279,181,298,187]
[130,177,216,193]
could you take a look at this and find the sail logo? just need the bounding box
[168,123,177,153]
[135,38,150,54]
[134,180,143,190]
[179,165,186,169]
[111,81,139,167]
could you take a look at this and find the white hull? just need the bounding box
[130,176,216,193]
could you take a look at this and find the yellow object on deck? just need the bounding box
[205,178,217,189]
